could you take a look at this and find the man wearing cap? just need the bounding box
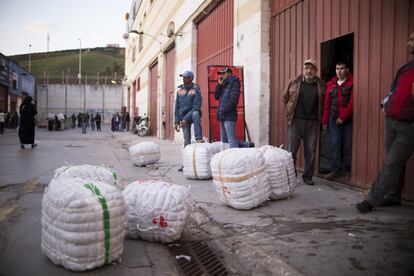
[215,67,250,148]
[282,59,326,185]
[174,70,203,149]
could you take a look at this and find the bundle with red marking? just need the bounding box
[122,180,192,243]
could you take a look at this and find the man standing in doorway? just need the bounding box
[282,59,326,185]
[322,61,353,180]
[356,32,414,213]
[174,70,203,147]
[214,67,251,148]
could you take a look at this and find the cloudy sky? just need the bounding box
[0,0,130,56]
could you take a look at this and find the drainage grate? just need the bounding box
[169,240,229,276]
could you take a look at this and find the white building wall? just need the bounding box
[233,0,271,146]
[37,84,122,124]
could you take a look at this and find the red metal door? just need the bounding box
[207,65,246,142]
[165,47,175,140]
[196,0,233,139]
[150,63,158,136]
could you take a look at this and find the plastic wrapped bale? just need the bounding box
[210,148,270,209]
[122,180,192,243]
[41,177,127,271]
[259,146,296,200]
[129,142,161,166]
[182,143,215,179]
[53,164,117,186]
[211,142,229,155]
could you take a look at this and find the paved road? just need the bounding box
[1,126,413,276]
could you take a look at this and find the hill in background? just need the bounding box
[9,47,125,84]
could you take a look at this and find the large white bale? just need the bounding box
[41,178,127,271]
[53,164,117,186]
[122,180,192,243]
[210,148,270,209]
[129,142,161,166]
[183,143,215,179]
[259,146,296,200]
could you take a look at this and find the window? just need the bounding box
[139,34,143,52]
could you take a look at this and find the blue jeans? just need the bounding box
[288,119,319,179]
[182,111,202,147]
[367,117,414,205]
[220,121,250,148]
[329,119,352,174]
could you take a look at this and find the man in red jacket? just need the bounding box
[322,61,353,180]
[357,31,414,213]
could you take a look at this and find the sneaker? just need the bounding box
[31,143,37,148]
[302,177,314,185]
[249,142,255,148]
[378,199,401,207]
[178,165,184,172]
[325,171,340,180]
[356,200,373,213]
[20,144,25,149]
[196,139,204,143]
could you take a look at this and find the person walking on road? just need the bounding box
[90,112,96,131]
[322,61,353,180]
[282,59,326,185]
[356,32,414,213]
[19,95,37,149]
[95,113,102,131]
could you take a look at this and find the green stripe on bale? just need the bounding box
[84,183,111,265]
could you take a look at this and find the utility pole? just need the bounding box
[65,73,68,115]
[78,39,82,112]
[46,74,49,120]
[28,44,32,73]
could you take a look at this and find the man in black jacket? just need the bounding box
[214,67,251,148]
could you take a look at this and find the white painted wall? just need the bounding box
[37,84,122,124]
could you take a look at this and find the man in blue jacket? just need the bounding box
[215,67,251,148]
[174,70,203,148]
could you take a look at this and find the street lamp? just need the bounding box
[128,30,162,46]
[28,44,32,73]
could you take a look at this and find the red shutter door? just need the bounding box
[165,47,176,140]
[196,0,234,138]
[150,63,158,136]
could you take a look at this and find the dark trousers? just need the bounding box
[367,117,414,205]
[0,122,4,134]
[329,119,352,174]
[288,119,319,179]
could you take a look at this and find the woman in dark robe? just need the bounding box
[19,95,37,149]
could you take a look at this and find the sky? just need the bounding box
[0,0,131,56]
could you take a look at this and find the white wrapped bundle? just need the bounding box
[259,146,296,200]
[210,148,270,209]
[57,113,65,120]
[211,142,229,155]
[129,142,161,166]
[122,180,192,243]
[183,143,215,179]
[41,178,127,271]
[53,164,117,186]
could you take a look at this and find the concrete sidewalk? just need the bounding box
[1,127,413,276]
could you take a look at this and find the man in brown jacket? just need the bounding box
[282,59,326,185]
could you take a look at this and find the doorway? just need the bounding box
[319,33,354,178]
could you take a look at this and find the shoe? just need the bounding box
[20,144,25,149]
[196,139,204,143]
[303,177,314,185]
[325,171,340,180]
[178,165,184,172]
[31,143,37,148]
[378,199,401,207]
[356,200,373,213]
[249,142,255,148]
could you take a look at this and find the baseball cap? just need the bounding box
[303,59,317,68]
[179,71,194,78]
[218,67,232,74]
